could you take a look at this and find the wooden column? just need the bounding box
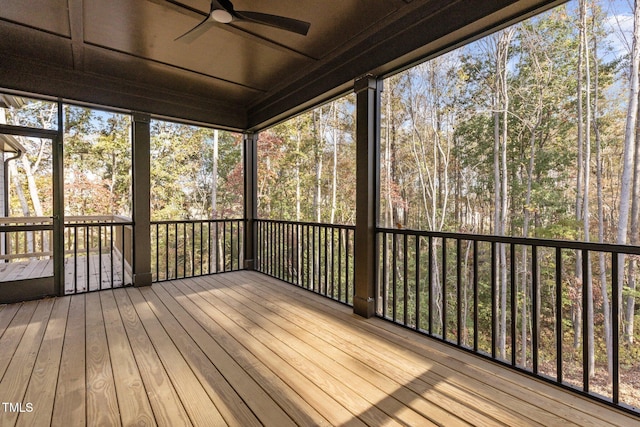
[353,75,381,318]
[244,132,258,270]
[132,113,152,287]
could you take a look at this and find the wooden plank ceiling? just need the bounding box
[0,0,562,130]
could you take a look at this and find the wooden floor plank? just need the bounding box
[216,273,492,426]
[0,299,54,427]
[0,301,40,381]
[16,297,70,427]
[225,272,535,426]
[126,287,227,426]
[51,295,86,426]
[0,303,21,340]
[182,277,405,427]
[244,271,635,427]
[100,290,155,426]
[169,279,365,427]
[112,288,192,427]
[145,284,288,427]
[85,292,121,426]
[197,275,446,427]
[165,279,335,427]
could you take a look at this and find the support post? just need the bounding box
[353,75,381,318]
[132,113,152,286]
[244,132,258,270]
[54,101,64,296]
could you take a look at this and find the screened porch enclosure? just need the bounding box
[2,0,640,423]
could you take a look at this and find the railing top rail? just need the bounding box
[0,215,133,225]
[151,218,245,225]
[65,215,133,223]
[0,216,52,225]
[377,226,640,255]
[256,218,355,230]
[0,224,52,232]
[65,221,134,227]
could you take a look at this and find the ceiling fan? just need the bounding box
[175,0,311,42]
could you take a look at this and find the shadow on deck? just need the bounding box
[0,271,635,426]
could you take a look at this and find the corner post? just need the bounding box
[244,132,258,270]
[353,75,381,318]
[132,112,152,287]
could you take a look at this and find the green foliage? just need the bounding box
[150,121,243,220]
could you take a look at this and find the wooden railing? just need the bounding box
[64,216,133,293]
[0,215,134,293]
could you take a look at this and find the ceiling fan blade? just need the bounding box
[175,15,215,42]
[234,11,310,36]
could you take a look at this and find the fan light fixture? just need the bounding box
[211,9,233,24]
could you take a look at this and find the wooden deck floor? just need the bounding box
[0,253,132,293]
[0,271,636,426]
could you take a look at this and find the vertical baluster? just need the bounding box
[165,223,170,280]
[415,235,421,331]
[612,252,619,404]
[348,227,353,303]
[110,224,114,287]
[457,238,462,346]
[85,225,90,291]
[338,227,343,302]
[403,233,408,326]
[98,225,103,289]
[532,245,539,374]
[182,222,186,277]
[312,225,316,292]
[305,224,310,289]
[392,231,397,322]
[473,240,478,352]
[74,226,78,294]
[174,222,178,279]
[511,243,516,366]
[582,248,590,393]
[324,226,328,296]
[428,235,433,335]
[382,232,388,318]
[331,227,335,299]
[491,241,497,359]
[556,247,563,384]
[223,220,228,273]
[443,237,447,341]
[155,223,159,280]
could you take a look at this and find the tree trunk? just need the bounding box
[330,103,338,224]
[579,0,595,377]
[594,31,613,379]
[618,1,640,336]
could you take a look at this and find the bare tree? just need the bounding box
[618,0,640,344]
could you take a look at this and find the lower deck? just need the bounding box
[0,271,635,426]
[0,253,132,294]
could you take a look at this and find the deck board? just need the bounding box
[16,297,69,427]
[112,288,192,427]
[0,271,637,427]
[51,295,86,427]
[100,291,155,426]
[0,299,53,426]
[126,287,228,426]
